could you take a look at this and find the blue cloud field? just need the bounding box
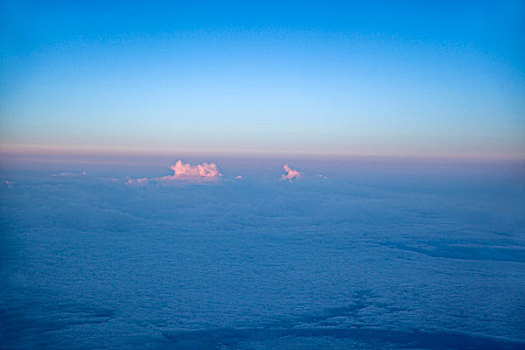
[1,157,524,349]
[1,1,524,348]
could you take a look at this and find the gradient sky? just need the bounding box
[1,0,524,158]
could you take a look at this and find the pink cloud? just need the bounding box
[124,160,222,185]
[281,164,301,181]
[160,160,222,181]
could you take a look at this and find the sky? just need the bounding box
[0,0,524,159]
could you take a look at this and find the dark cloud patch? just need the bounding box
[378,242,525,263]
[0,287,115,349]
[162,327,525,350]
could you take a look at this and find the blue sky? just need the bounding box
[1,0,524,158]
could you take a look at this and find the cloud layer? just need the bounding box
[281,164,301,181]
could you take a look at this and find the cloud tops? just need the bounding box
[160,160,222,181]
[281,164,302,181]
[127,161,305,184]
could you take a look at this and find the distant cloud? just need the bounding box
[124,160,222,185]
[136,177,149,184]
[281,164,301,181]
[126,177,149,186]
[159,160,222,181]
[51,171,87,177]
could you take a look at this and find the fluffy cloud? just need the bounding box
[159,160,222,181]
[124,161,222,185]
[281,164,301,181]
